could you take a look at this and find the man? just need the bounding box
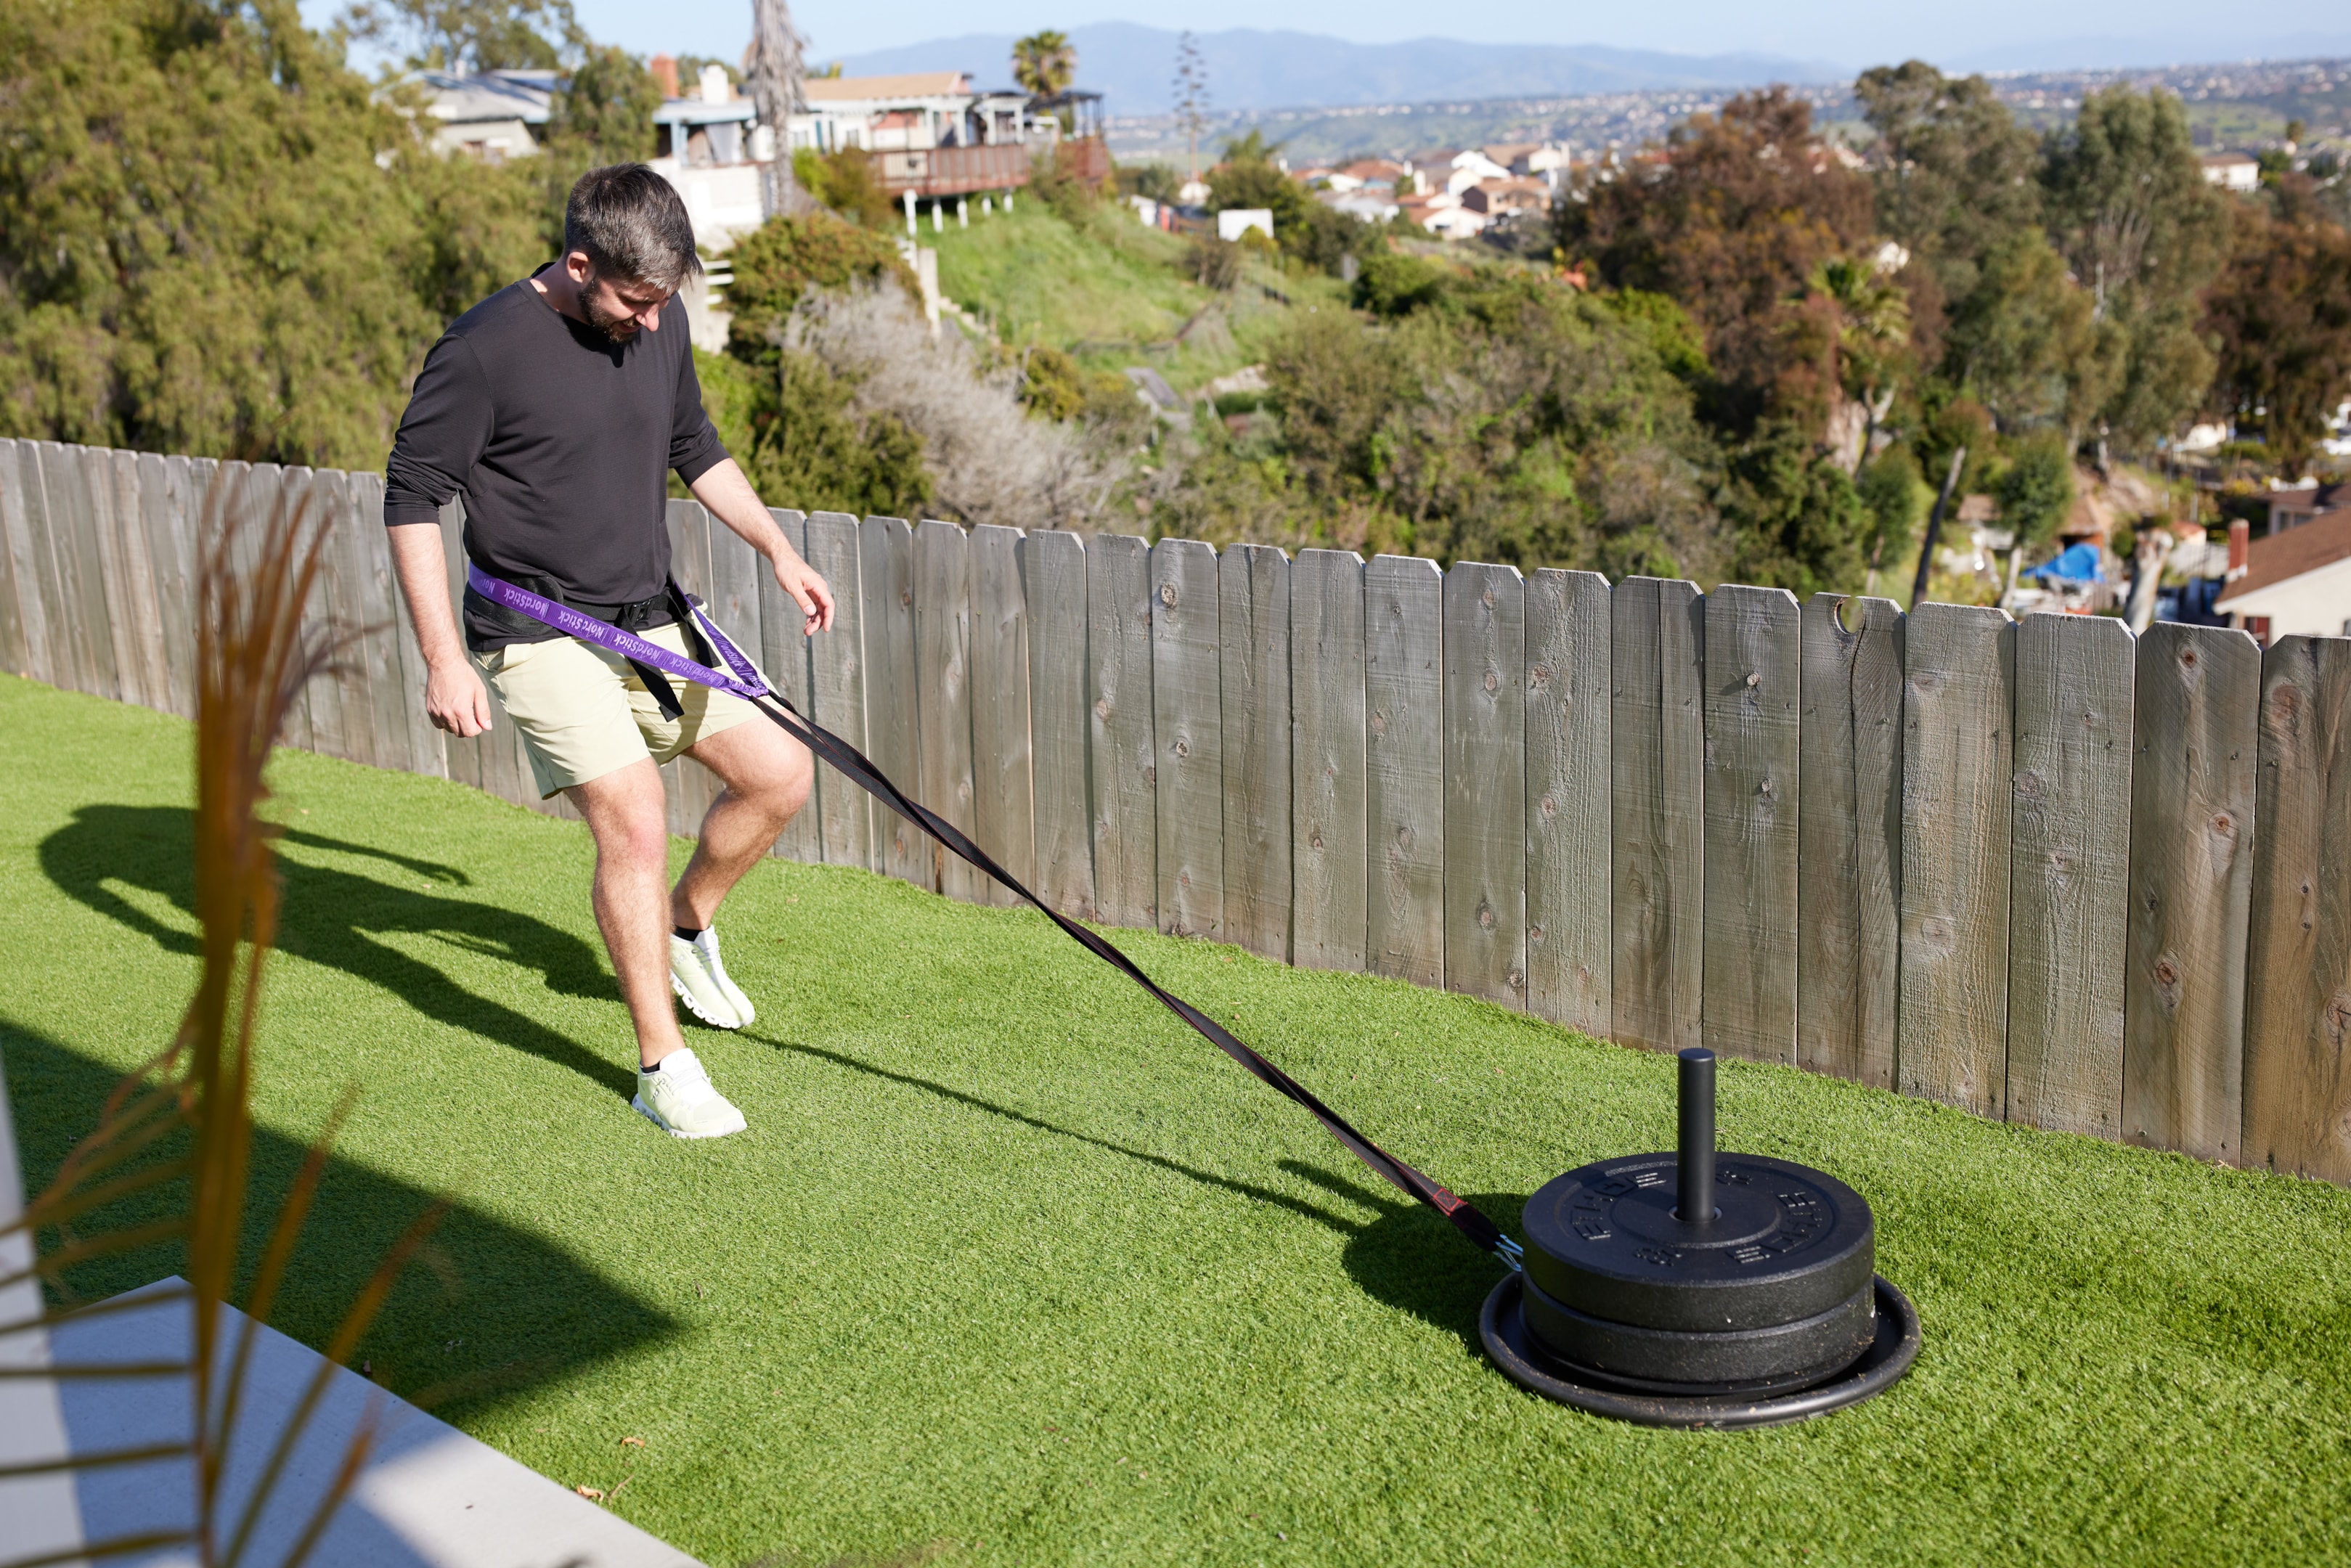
[385,164,833,1140]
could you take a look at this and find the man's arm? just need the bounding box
[687,457,836,634]
[389,523,494,737]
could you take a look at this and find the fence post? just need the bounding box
[1221,542,1291,962]
[969,523,1035,905]
[2123,623,2261,1161]
[1443,561,1526,1008]
[2005,612,2135,1138]
[1365,555,1444,989]
[1292,550,1367,973]
[2241,636,2351,1183]
[1898,602,2014,1116]
[1152,538,1222,940]
[1796,593,1904,1088]
[1702,584,1802,1064]
[1087,534,1156,929]
[1025,530,1094,918]
[1610,576,1704,1053]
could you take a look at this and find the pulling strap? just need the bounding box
[467,564,1522,1268]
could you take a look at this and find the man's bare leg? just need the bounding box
[569,759,685,1069]
[670,714,814,931]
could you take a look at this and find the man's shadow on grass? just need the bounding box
[41,804,634,1100]
[752,1029,1523,1352]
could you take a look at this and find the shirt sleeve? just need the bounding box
[668,323,730,486]
[383,333,492,528]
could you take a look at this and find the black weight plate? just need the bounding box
[1520,1153,1873,1331]
[1519,1273,1876,1392]
[1480,1271,1923,1430]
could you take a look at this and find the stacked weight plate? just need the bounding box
[1481,1049,1921,1428]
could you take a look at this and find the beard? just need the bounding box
[579,280,641,342]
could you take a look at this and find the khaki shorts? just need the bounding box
[474,623,761,799]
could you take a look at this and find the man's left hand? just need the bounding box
[773,551,836,635]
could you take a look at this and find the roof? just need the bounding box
[653,97,757,126]
[2215,507,2351,608]
[414,69,551,126]
[2202,151,2259,166]
[803,72,971,102]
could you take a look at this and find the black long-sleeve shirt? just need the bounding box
[383,270,728,649]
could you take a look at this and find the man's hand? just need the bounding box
[425,658,495,737]
[771,551,835,635]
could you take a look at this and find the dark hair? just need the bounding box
[563,164,704,293]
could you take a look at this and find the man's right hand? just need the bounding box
[425,659,494,736]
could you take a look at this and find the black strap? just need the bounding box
[742,683,1512,1262]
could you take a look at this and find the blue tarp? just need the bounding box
[2026,542,2106,584]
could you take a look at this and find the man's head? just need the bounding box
[561,165,704,342]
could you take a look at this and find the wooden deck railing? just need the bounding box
[2,438,2344,1184]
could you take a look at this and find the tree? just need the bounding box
[1992,431,2075,549]
[1559,88,1876,430]
[2202,200,2351,475]
[0,0,543,465]
[1012,30,1075,98]
[2040,86,2231,449]
[340,0,577,71]
[746,0,810,219]
[1173,32,1209,185]
[536,44,661,246]
[1809,253,1913,471]
[1941,226,2101,435]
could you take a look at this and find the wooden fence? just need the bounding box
[3,438,2347,1185]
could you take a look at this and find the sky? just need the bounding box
[303,0,2349,83]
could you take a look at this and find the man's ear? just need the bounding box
[566,251,596,285]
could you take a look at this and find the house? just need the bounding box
[1462,177,1549,219]
[792,71,1038,155]
[1414,148,1511,198]
[1399,190,1485,240]
[1330,158,1411,195]
[2214,507,2351,640]
[408,68,553,162]
[1317,187,1400,223]
[2201,151,2260,192]
[2266,479,2346,535]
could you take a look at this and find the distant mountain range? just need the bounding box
[828,23,1845,114]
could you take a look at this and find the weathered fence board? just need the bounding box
[659,500,715,834]
[757,510,823,863]
[1703,585,1801,1063]
[2123,624,2260,1161]
[1025,530,1093,918]
[686,502,763,830]
[313,469,381,768]
[433,494,484,793]
[352,473,441,778]
[1443,562,1527,1007]
[1366,555,1445,989]
[804,512,871,869]
[27,445,87,695]
[860,515,921,884]
[1291,550,1368,973]
[1525,569,1612,1037]
[282,468,338,759]
[1610,576,1704,1053]
[1796,594,1904,1088]
[135,453,197,720]
[1220,543,1291,961]
[969,523,1035,905]
[102,450,169,716]
[2006,613,2135,1138]
[41,443,118,701]
[914,519,979,902]
[1898,603,2014,1117]
[0,442,52,684]
[1087,534,1156,928]
[1152,539,1223,940]
[2242,637,2351,1184]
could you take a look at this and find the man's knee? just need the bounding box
[574,767,670,867]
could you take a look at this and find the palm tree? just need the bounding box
[746,0,808,216]
[1013,30,1076,98]
[1811,252,1913,473]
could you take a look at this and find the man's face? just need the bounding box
[569,255,672,342]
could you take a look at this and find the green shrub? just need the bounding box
[720,212,916,356]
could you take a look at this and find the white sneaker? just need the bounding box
[632,1048,748,1139]
[670,926,754,1028]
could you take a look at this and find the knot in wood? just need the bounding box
[1757,777,1776,800]
[1745,670,1761,687]
[1144,764,1156,786]
[2152,954,2183,1013]
[1172,736,1189,759]
[1483,669,1499,695]
[1369,709,1389,738]
[1539,793,1557,820]
[1507,970,1525,991]
[900,588,912,608]
[1310,830,1324,851]
[1478,902,1496,931]
[1159,582,1177,607]
[2016,769,2045,799]
[2180,647,2198,668]
[1481,586,1496,608]
[2210,812,2233,837]
[1095,698,1112,721]
[1530,662,1552,690]
[1528,923,1544,942]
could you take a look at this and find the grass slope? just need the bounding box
[926,202,1345,391]
[4,673,2348,1567]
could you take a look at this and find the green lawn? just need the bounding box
[6,671,2349,1567]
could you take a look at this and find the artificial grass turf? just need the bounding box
[4,671,2348,1567]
